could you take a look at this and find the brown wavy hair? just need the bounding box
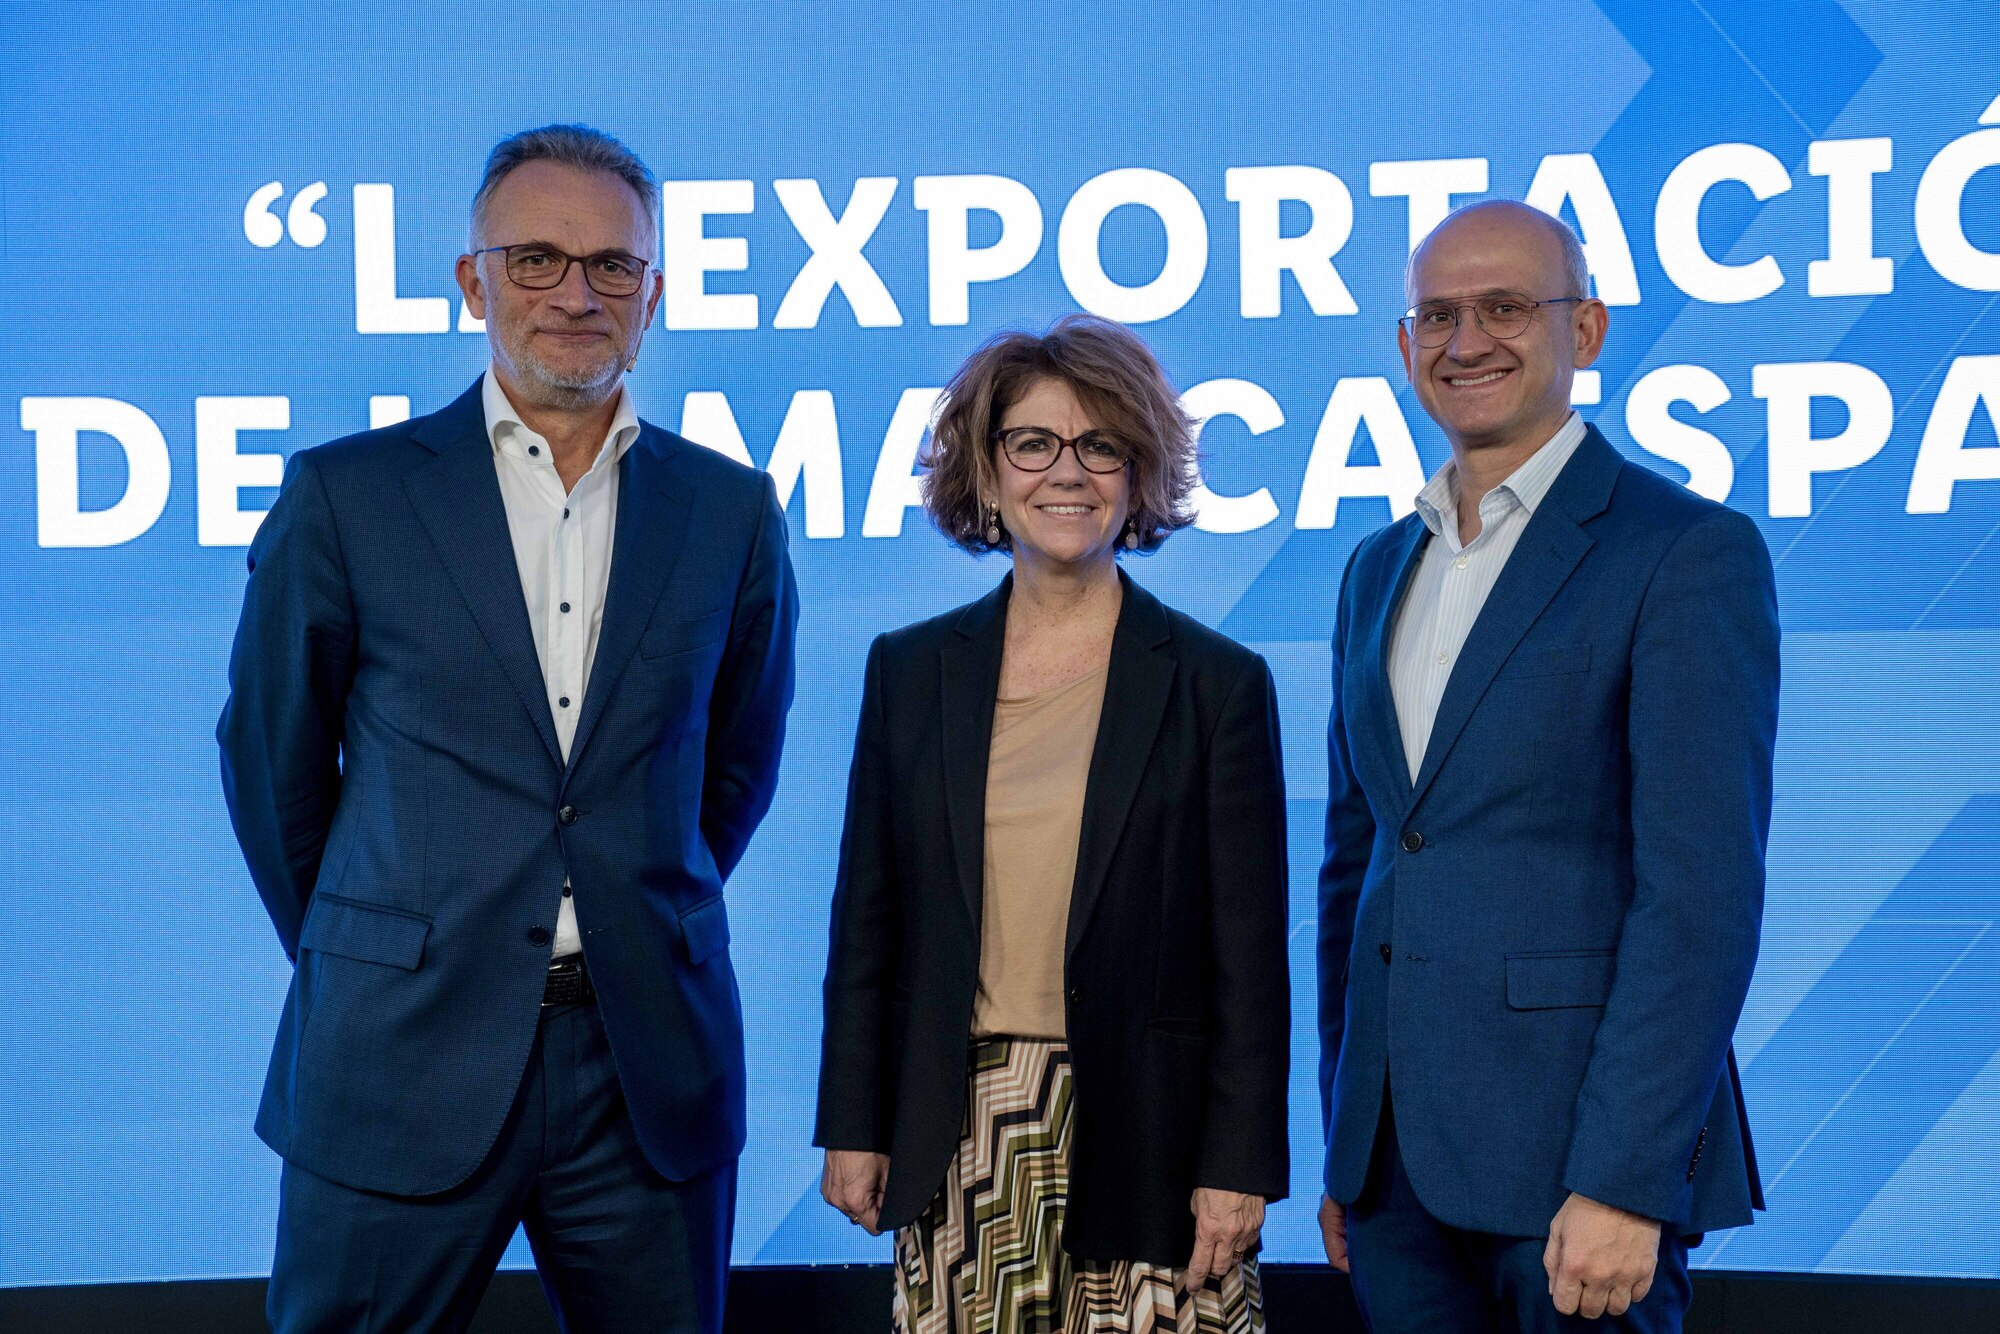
[920,314,1197,556]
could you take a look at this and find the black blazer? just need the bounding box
[814,570,1290,1264]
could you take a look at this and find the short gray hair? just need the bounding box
[1548,212,1590,299]
[469,124,659,254]
[1406,200,1592,304]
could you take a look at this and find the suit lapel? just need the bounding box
[939,579,1010,934]
[1357,518,1429,817]
[1065,573,1175,963]
[1407,426,1623,811]
[404,380,563,771]
[566,429,694,778]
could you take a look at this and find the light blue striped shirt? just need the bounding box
[1387,413,1588,783]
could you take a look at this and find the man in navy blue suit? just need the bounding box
[219,125,797,1333]
[1316,201,1777,1332]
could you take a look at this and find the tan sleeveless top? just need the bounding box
[971,663,1110,1039]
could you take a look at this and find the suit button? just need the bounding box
[527,926,551,947]
[1400,831,1425,853]
[1379,943,1392,965]
[1067,986,1082,1004]
[1687,1126,1707,1181]
[558,805,579,827]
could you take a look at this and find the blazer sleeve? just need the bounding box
[1562,508,1779,1224]
[813,634,901,1153]
[1318,544,1373,1140]
[1195,653,1291,1199]
[700,473,799,883]
[216,449,357,959]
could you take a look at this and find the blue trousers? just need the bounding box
[1346,1095,1691,1334]
[268,1001,734,1334]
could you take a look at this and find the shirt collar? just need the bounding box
[1412,412,1587,539]
[481,365,641,472]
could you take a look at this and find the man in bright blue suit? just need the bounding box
[219,125,797,1333]
[1316,201,1777,1333]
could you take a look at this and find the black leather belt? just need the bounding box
[543,955,596,1007]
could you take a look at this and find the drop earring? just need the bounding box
[985,505,1002,546]
[1123,520,1139,550]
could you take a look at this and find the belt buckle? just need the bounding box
[542,956,591,1008]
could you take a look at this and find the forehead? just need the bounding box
[1408,214,1564,304]
[482,160,653,251]
[1000,376,1097,429]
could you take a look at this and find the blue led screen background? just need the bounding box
[3,0,1999,1286]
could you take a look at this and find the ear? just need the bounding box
[1571,298,1609,370]
[642,266,664,329]
[455,253,487,322]
[1398,320,1415,382]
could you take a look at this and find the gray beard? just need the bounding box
[497,339,627,411]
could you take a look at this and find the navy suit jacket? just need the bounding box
[219,379,797,1196]
[1318,425,1776,1237]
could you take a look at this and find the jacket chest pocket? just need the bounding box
[1494,642,1592,681]
[640,608,729,662]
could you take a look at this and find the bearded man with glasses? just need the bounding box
[220,123,797,1334]
[1315,201,1777,1333]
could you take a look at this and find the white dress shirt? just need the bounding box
[1387,412,1587,783]
[482,367,640,958]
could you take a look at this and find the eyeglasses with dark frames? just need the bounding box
[991,427,1133,474]
[471,244,652,298]
[1400,292,1584,348]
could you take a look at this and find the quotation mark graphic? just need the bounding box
[243,181,329,248]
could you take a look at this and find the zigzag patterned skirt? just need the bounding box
[893,1037,1264,1334]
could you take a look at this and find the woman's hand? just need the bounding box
[820,1149,891,1234]
[1183,1187,1265,1291]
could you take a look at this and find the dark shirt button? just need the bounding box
[1401,831,1425,853]
[527,926,551,947]
[557,805,579,827]
[560,602,571,613]
[563,507,570,519]
[558,696,571,708]
[561,886,572,898]
[528,445,540,456]
[1379,943,1393,965]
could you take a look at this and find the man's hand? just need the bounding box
[1183,1188,1265,1292]
[1318,1193,1350,1272]
[820,1149,890,1235]
[1543,1192,1662,1319]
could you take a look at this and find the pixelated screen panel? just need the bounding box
[2,0,1998,1285]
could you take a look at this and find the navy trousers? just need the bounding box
[1346,1094,1692,1334]
[268,1001,735,1334]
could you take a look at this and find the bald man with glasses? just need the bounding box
[1315,201,1777,1333]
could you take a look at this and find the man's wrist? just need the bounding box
[1566,1190,1663,1229]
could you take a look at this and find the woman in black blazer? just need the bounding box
[814,314,1289,1333]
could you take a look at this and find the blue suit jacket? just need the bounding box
[219,379,797,1196]
[1318,425,1776,1237]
